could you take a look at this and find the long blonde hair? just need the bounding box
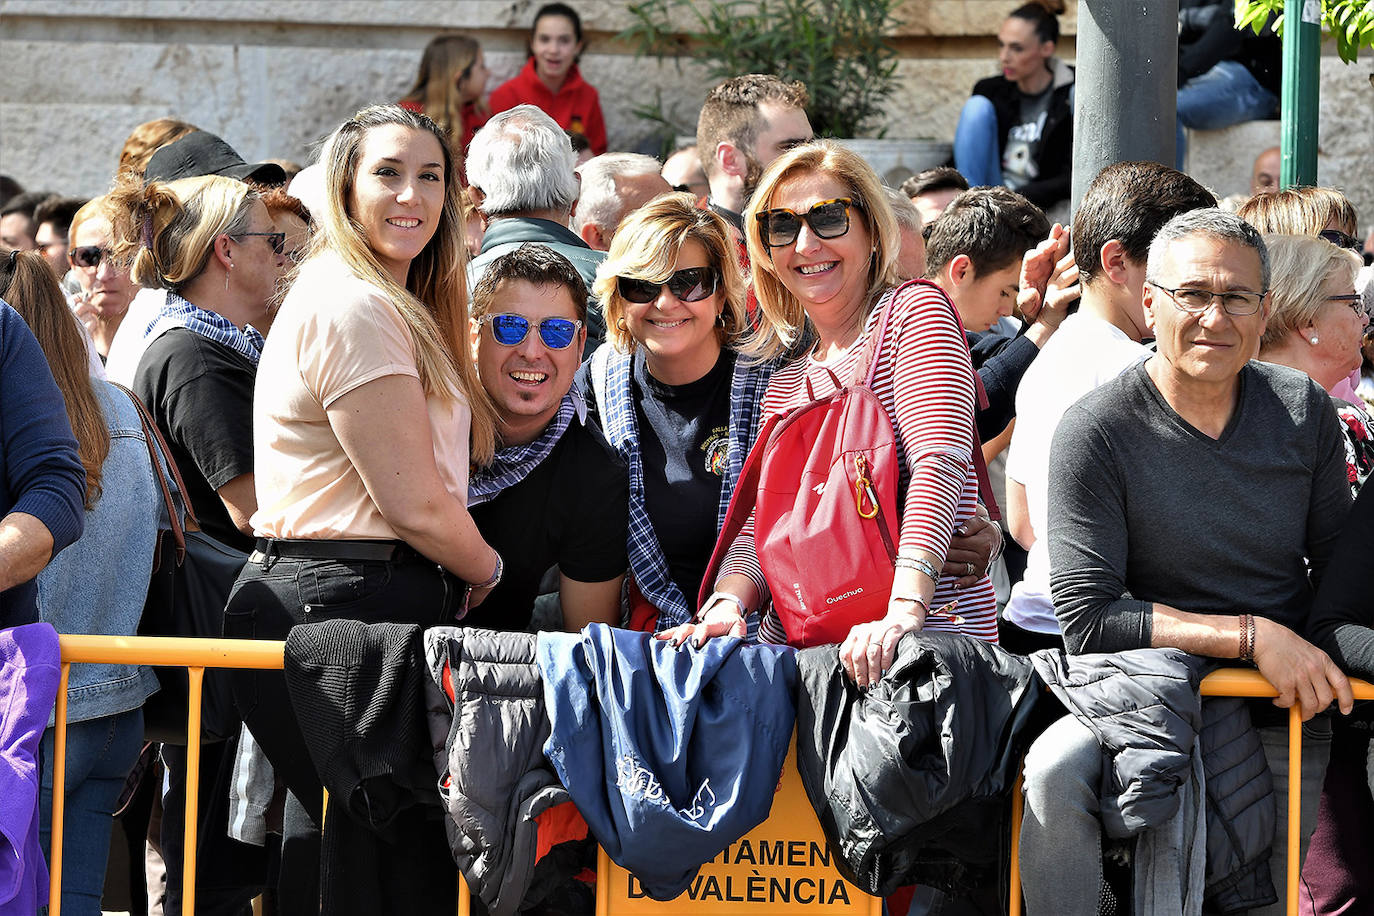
[315,104,496,465]
[743,140,900,360]
[401,35,485,160]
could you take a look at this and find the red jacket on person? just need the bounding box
[489,58,607,155]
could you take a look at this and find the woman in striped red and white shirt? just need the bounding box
[662,140,997,686]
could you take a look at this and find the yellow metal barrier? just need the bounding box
[46,640,1374,916]
[50,635,285,916]
[1007,669,1374,916]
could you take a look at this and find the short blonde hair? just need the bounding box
[68,194,112,248]
[594,191,748,353]
[1260,234,1363,350]
[106,174,256,291]
[1239,187,1358,236]
[743,140,900,360]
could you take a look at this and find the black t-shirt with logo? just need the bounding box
[633,348,734,604]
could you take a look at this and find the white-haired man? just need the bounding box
[1020,208,1355,915]
[571,153,670,252]
[467,104,606,351]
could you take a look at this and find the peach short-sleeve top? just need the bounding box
[251,252,471,539]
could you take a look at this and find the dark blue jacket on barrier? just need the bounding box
[536,624,797,900]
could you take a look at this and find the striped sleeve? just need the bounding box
[874,284,977,561]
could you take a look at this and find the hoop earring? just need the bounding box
[716,312,726,327]
[616,317,627,331]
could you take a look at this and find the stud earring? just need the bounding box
[1310,334,1320,345]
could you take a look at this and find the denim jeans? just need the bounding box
[1018,711,1330,915]
[39,708,144,916]
[1175,60,1279,167]
[953,95,1004,188]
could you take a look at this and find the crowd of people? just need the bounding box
[2,2,1374,915]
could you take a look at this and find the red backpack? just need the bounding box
[700,281,996,648]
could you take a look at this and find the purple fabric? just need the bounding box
[1299,723,1374,916]
[0,622,61,911]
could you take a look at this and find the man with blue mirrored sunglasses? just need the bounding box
[466,243,629,635]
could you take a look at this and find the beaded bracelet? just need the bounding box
[474,552,503,590]
[1238,613,1256,662]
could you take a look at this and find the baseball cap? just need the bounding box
[144,130,287,185]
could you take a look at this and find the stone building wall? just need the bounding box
[0,0,1369,229]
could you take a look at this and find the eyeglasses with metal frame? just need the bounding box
[1148,282,1267,316]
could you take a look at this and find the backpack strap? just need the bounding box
[852,289,897,388]
[696,407,787,614]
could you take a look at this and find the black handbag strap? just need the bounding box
[110,383,196,567]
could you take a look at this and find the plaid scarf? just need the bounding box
[588,345,774,629]
[144,292,264,366]
[467,391,583,506]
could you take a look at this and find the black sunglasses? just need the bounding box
[1319,229,1361,251]
[617,267,719,305]
[69,245,113,269]
[231,231,287,255]
[482,313,583,350]
[757,198,857,248]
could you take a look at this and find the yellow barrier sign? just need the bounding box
[598,742,880,914]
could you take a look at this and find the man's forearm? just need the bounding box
[1150,604,1245,658]
[0,511,55,592]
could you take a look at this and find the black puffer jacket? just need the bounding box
[1027,648,1213,838]
[794,632,1052,897]
[423,627,592,916]
[797,634,1276,912]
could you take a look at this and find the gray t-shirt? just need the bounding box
[1002,83,1054,191]
[1047,359,1351,654]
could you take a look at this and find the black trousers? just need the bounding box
[224,541,462,915]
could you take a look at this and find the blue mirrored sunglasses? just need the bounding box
[482,313,583,350]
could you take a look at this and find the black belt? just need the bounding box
[251,538,416,564]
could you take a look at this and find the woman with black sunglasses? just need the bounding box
[579,192,767,632]
[66,195,138,362]
[223,104,497,912]
[662,141,997,687]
